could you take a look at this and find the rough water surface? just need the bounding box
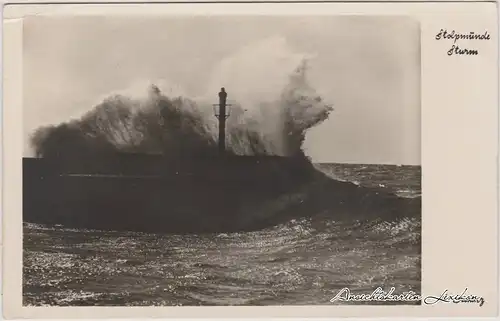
[23,163,421,306]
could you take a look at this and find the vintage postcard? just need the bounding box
[2,1,498,319]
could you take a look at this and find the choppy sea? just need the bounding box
[23,163,421,306]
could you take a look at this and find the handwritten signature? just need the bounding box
[330,287,421,303]
[424,288,485,307]
[330,287,485,307]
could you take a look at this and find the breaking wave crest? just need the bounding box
[30,60,333,160]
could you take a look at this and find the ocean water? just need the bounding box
[23,163,421,306]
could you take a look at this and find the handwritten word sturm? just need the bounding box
[435,29,491,56]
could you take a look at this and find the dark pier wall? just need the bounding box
[23,155,316,233]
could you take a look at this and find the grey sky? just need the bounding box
[23,15,420,164]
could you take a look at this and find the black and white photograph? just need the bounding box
[22,15,422,306]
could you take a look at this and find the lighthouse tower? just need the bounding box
[214,88,232,154]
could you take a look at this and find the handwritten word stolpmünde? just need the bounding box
[435,29,491,56]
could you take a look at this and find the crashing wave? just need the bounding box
[30,59,333,161]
